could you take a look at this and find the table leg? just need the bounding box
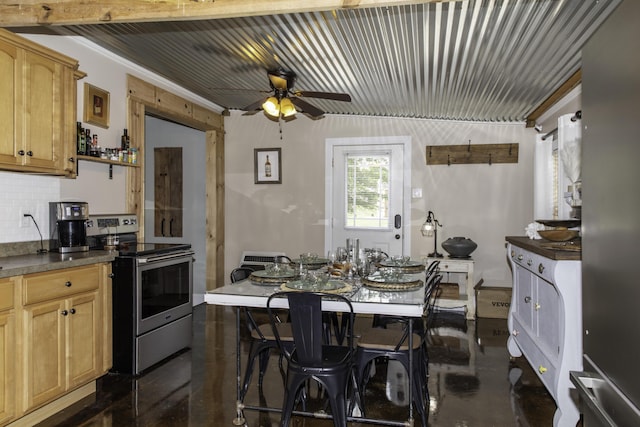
[233,307,246,426]
[408,318,414,426]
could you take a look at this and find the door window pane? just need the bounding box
[345,154,390,229]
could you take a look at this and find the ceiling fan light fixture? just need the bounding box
[262,96,280,117]
[280,98,297,117]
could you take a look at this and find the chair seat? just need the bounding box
[357,328,422,351]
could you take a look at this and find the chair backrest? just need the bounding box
[267,291,354,367]
[230,267,255,283]
[275,255,292,264]
[426,260,440,280]
[424,273,443,319]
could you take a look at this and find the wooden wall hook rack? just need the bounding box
[426,142,519,166]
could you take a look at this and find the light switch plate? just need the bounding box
[412,188,423,199]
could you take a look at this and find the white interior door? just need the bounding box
[325,137,410,257]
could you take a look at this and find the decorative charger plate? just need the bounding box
[281,280,352,294]
[249,269,298,284]
[375,260,425,273]
[362,274,423,291]
[290,258,330,270]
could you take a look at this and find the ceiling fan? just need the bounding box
[241,68,352,120]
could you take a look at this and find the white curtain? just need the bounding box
[558,113,582,184]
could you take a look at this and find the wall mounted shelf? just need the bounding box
[77,155,139,179]
[426,143,519,166]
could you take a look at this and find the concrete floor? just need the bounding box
[37,304,561,427]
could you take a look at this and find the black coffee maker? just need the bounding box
[49,202,89,253]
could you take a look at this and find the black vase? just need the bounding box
[441,237,477,258]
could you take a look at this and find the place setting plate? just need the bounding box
[375,259,425,273]
[249,269,298,285]
[290,258,331,270]
[281,279,352,294]
[361,272,423,291]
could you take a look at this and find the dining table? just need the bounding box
[204,270,426,426]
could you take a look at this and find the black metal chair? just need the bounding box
[229,267,292,400]
[267,291,357,427]
[275,255,293,264]
[354,271,443,427]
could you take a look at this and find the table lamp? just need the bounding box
[420,210,443,258]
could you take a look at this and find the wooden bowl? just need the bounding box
[538,229,579,242]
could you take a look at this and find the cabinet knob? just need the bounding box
[535,303,541,311]
[526,259,532,266]
[18,150,25,156]
[512,329,519,336]
[524,296,531,303]
[108,273,115,279]
[517,254,523,261]
[61,310,68,316]
[538,263,545,274]
[510,250,515,258]
[65,281,72,287]
[538,366,547,374]
[70,308,76,314]
[27,150,33,156]
[68,157,75,163]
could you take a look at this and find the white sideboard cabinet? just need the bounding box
[506,237,582,427]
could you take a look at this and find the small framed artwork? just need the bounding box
[83,83,110,128]
[254,148,282,184]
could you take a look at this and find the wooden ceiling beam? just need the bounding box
[0,0,444,27]
[525,69,582,128]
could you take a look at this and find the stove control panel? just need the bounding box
[86,213,138,236]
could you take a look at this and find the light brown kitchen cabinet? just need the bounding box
[0,28,83,176]
[0,279,16,426]
[154,147,183,237]
[18,264,102,415]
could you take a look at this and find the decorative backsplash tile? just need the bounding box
[0,172,60,244]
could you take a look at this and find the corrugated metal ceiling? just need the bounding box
[54,0,620,122]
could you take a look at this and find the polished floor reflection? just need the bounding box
[38,304,558,427]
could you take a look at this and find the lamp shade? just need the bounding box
[262,97,280,117]
[280,97,296,117]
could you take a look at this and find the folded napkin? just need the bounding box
[525,222,545,239]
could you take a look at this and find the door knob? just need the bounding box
[395,234,400,239]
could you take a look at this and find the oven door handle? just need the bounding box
[137,250,195,264]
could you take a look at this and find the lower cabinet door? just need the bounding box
[23,299,66,410]
[67,293,100,388]
[0,311,15,424]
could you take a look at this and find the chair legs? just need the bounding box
[355,350,429,427]
[280,370,351,427]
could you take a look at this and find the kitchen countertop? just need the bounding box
[506,236,581,261]
[0,250,117,279]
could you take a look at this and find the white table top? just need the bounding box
[204,278,425,317]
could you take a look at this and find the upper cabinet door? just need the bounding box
[23,51,61,170]
[0,39,20,167]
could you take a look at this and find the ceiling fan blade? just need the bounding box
[290,97,324,118]
[294,91,352,102]
[240,98,267,112]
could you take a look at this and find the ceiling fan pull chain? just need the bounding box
[279,119,283,140]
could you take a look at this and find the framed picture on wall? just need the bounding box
[254,148,282,184]
[83,83,110,128]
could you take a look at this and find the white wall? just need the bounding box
[0,33,219,243]
[144,116,207,304]
[224,111,536,287]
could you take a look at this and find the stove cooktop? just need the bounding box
[117,242,192,257]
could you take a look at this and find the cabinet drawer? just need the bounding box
[0,279,14,311]
[435,260,472,273]
[23,265,100,305]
